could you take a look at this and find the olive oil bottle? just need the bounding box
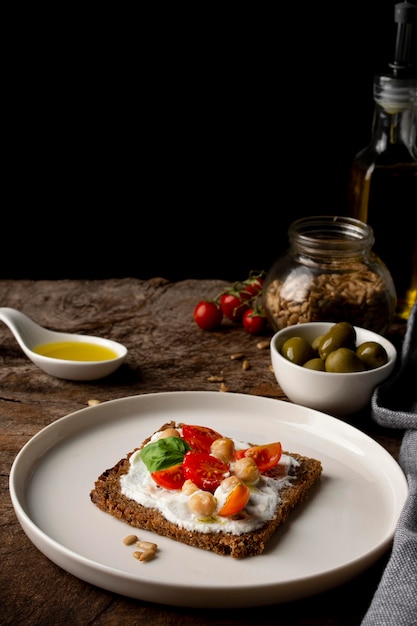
[347,1,417,320]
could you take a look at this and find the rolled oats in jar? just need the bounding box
[262,216,396,335]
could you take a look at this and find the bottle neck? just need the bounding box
[371,75,417,157]
[372,103,417,154]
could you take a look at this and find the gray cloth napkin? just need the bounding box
[361,302,417,626]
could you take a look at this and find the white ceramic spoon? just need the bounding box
[0,307,128,381]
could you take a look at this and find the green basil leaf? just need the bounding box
[139,437,191,473]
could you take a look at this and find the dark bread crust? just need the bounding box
[90,422,322,558]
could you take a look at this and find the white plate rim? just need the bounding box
[9,391,408,608]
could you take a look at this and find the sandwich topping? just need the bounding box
[120,424,300,534]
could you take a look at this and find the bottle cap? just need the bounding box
[391,1,417,70]
[375,1,417,111]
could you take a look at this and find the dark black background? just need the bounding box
[3,2,408,282]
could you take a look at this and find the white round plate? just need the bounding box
[9,391,408,608]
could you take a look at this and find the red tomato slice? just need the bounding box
[181,424,223,454]
[182,451,229,492]
[151,463,185,490]
[234,442,282,472]
[217,481,251,517]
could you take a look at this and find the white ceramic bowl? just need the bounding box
[270,322,397,416]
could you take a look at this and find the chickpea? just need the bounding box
[188,491,217,517]
[157,428,180,439]
[210,437,235,463]
[220,475,242,490]
[182,479,199,495]
[233,457,260,483]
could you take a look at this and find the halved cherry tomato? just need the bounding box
[181,424,223,454]
[234,442,282,472]
[217,481,251,516]
[151,463,185,490]
[182,451,229,492]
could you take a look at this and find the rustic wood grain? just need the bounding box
[0,278,405,626]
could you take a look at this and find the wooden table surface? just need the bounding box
[0,278,407,626]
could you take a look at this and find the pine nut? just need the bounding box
[123,534,138,545]
[136,541,158,551]
[139,549,156,562]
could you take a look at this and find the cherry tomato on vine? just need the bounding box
[242,276,264,297]
[193,300,223,330]
[182,451,230,492]
[219,292,250,322]
[234,442,282,472]
[242,308,267,334]
[181,424,223,453]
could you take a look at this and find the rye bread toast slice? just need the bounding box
[90,421,322,558]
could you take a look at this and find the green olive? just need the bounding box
[303,357,326,371]
[356,341,388,370]
[281,336,315,365]
[325,347,366,373]
[311,334,325,353]
[319,322,357,361]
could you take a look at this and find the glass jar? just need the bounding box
[262,216,397,335]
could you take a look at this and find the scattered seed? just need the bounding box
[88,399,101,406]
[139,549,157,562]
[230,353,245,360]
[129,538,158,562]
[257,340,270,350]
[242,360,251,371]
[207,375,224,382]
[123,534,138,545]
[219,382,230,392]
[136,541,158,551]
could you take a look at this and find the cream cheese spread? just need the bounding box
[120,434,299,535]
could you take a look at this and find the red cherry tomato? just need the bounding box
[242,308,267,335]
[219,292,250,322]
[243,276,264,297]
[234,442,282,472]
[181,424,223,453]
[151,463,185,489]
[182,451,230,492]
[193,300,223,330]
